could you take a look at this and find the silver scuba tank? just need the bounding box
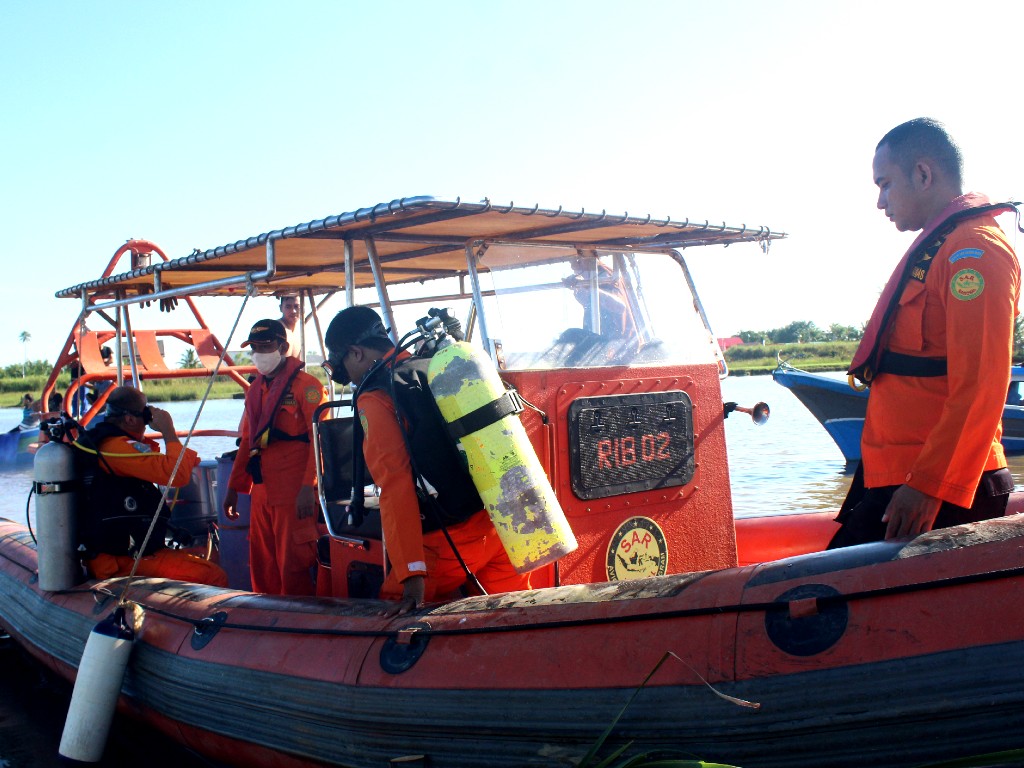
[59,607,135,762]
[34,439,80,591]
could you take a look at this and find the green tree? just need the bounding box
[736,330,767,344]
[826,323,862,342]
[18,330,30,377]
[1015,315,1024,363]
[179,349,201,369]
[774,320,822,344]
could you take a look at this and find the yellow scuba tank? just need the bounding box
[426,340,577,573]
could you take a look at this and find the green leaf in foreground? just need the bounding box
[575,651,751,768]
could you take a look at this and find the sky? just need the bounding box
[1,1,1022,367]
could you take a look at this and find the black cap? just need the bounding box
[241,319,288,348]
[325,306,390,354]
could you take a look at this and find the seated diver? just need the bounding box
[74,385,228,586]
[539,257,645,368]
[563,256,638,340]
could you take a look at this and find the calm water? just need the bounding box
[2,378,1023,767]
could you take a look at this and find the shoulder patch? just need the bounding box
[130,441,152,453]
[950,247,984,263]
[951,268,985,301]
[358,409,369,436]
[304,386,321,404]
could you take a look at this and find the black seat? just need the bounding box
[314,410,382,540]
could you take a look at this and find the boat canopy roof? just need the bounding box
[55,196,785,301]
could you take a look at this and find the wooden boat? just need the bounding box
[2,196,1024,768]
[773,361,1024,461]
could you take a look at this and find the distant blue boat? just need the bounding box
[772,362,1024,462]
[0,424,39,469]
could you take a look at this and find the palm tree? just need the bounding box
[18,331,30,377]
[179,349,201,369]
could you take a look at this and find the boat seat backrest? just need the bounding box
[319,416,355,507]
[133,331,169,371]
[317,416,382,539]
[76,332,111,374]
[190,328,230,369]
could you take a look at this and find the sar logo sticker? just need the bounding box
[951,268,984,301]
[304,386,321,404]
[606,516,668,581]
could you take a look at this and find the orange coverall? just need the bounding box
[229,369,327,595]
[862,214,1021,507]
[357,362,529,602]
[85,434,228,587]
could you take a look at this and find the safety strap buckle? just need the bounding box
[446,388,524,441]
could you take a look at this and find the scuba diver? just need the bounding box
[323,306,530,613]
[75,386,228,586]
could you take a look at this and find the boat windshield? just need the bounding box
[474,246,723,371]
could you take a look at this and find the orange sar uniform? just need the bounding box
[862,213,1020,506]
[86,433,228,586]
[358,352,529,601]
[228,367,327,595]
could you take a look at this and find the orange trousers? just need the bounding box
[380,511,530,602]
[248,483,318,596]
[86,549,228,587]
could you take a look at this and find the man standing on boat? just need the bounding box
[323,306,529,612]
[830,118,1020,548]
[78,386,228,586]
[224,319,327,595]
[278,293,302,359]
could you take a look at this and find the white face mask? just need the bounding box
[251,350,283,376]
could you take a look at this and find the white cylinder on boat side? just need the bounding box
[34,440,80,591]
[58,609,134,763]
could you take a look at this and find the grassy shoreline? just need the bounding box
[724,341,857,376]
[0,372,328,409]
[0,345,849,406]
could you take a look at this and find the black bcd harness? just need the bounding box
[350,355,485,533]
[72,422,168,559]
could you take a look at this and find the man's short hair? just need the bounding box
[877,117,963,188]
[105,386,146,417]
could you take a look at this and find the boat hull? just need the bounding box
[4,515,1024,767]
[773,366,1024,461]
